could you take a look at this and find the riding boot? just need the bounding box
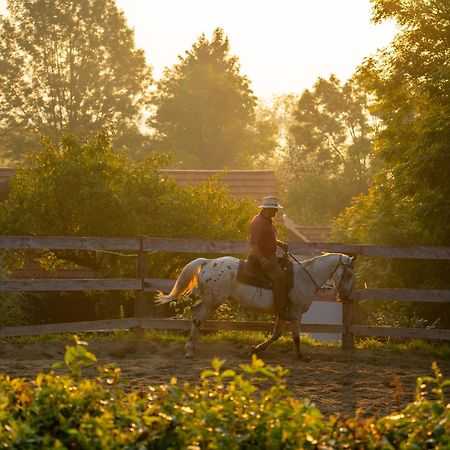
[272,283,289,320]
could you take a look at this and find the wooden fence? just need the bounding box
[0,236,450,348]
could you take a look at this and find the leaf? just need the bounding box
[220,370,236,378]
[432,403,444,416]
[201,370,217,380]
[211,358,224,372]
[256,367,277,381]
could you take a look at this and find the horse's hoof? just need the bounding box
[185,351,195,359]
[248,346,258,357]
[297,353,311,362]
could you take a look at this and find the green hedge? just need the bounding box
[0,338,448,449]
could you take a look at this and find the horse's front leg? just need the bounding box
[250,319,287,356]
[291,315,311,361]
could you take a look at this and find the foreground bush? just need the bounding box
[0,338,448,449]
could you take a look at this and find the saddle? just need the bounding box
[237,255,294,291]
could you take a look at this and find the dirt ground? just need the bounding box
[0,336,449,417]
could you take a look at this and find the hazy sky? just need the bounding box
[115,0,397,99]
[0,0,397,100]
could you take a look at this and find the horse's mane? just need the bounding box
[301,252,336,267]
[300,255,319,267]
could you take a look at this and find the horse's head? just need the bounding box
[330,254,356,301]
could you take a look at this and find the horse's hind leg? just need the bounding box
[250,319,287,356]
[185,302,213,358]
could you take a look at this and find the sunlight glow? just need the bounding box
[115,0,398,100]
[0,0,398,100]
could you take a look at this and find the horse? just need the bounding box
[156,252,355,359]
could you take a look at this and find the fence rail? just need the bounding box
[1,279,450,304]
[1,236,449,346]
[1,236,450,259]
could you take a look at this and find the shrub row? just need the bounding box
[0,338,448,449]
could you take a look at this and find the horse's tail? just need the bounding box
[155,258,208,305]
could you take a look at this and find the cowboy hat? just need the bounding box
[259,196,283,209]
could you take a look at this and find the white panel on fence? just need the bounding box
[302,301,342,342]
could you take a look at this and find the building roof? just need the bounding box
[160,169,279,201]
[161,169,331,242]
[282,215,331,243]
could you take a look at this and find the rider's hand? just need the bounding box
[260,258,271,270]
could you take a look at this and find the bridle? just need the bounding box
[288,252,354,296]
[330,254,354,295]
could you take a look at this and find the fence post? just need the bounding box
[134,237,148,325]
[342,298,355,350]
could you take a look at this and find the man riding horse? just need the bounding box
[156,195,356,359]
[248,196,290,320]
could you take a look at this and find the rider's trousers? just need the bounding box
[259,256,288,319]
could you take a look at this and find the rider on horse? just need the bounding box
[248,196,290,320]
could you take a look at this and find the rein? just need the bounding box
[287,252,350,295]
[287,252,321,293]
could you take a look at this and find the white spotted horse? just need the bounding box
[156,252,355,359]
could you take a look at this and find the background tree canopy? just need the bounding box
[0,0,152,161]
[274,75,374,226]
[333,0,450,249]
[149,28,273,169]
[332,0,450,327]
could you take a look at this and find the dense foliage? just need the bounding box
[334,0,450,248]
[0,133,256,322]
[0,134,254,241]
[332,0,450,327]
[0,0,152,160]
[0,338,448,449]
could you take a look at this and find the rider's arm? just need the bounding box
[276,239,288,251]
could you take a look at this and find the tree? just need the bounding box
[334,0,450,248]
[333,0,450,326]
[278,76,374,225]
[248,102,280,169]
[0,0,152,160]
[150,28,262,169]
[288,75,373,189]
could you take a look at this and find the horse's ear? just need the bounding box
[349,256,356,266]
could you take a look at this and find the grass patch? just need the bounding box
[196,330,338,349]
[357,337,450,359]
[2,329,334,348]
[3,329,449,358]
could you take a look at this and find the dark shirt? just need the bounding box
[250,212,277,257]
